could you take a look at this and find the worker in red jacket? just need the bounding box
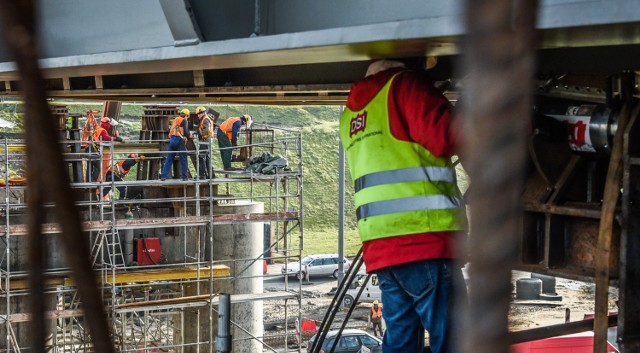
[86,117,124,182]
[339,58,467,353]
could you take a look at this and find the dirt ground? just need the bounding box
[263,267,619,345]
[508,270,619,331]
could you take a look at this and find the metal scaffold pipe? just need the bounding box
[216,293,231,353]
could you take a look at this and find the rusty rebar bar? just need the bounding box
[459,1,539,353]
[0,2,116,353]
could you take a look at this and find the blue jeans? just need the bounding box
[161,136,188,179]
[376,259,466,353]
[198,140,211,178]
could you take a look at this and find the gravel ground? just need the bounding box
[262,266,619,350]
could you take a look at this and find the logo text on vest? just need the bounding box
[350,111,367,137]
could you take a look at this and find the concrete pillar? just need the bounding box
[0,213,63,350]
[0,294,57,350]
[212,201,264,353]
[179,280,221,353]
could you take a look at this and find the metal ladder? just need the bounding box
[89,228,125,269]
[92,182,125,269]
[8,322,22,353]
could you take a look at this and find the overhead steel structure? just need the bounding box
[1,1,640,353]
[0,0,638,104]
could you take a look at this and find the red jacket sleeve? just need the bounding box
[99,129,118,141]
[388,71,458,157]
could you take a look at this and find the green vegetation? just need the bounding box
[294,228,362,257]
[301,123,357,230]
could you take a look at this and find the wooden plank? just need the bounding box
[116,291,297,313]
[594,101,637,352]
[0,276,66,290]
[193,70,205,87]
[64,265,230,286]
[0,308,85,324]
[2,265,230,290]
[523,202,602,219]
[0,212,299,235]
[2,290,294,322]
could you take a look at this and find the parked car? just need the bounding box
[343,272,381,307]
[307,328,382,353]
[281,254,351,280]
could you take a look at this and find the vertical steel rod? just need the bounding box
[460,1,539,353]
[338,106,346,285]
[216,294,231,353]
[0,3,116,353]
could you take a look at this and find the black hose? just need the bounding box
[328,273,372,353]
[309,248,364,353]
[140,236,160,265]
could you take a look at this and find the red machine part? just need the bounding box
[136,238,161,266]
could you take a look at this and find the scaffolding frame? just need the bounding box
[0,122,307,353]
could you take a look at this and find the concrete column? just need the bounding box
[0,294,57,350]
[212,201,264,353]
[181,280,221,353]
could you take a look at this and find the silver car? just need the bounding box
[281,254,351,280]
[307,328,382,353]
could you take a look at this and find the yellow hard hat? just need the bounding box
[180,108,190,117]
[373,300,379,305]
[195,106,206,114]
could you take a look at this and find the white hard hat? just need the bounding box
[243,114,253,129]
[101,117,118,126]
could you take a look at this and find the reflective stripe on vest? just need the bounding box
[199,115,213,139]
[354,166,457,193]
[169,116,185,138]
[357,194,463,221]
[219,117,241,140]
[110,160,130,178]
[340,72,464,241]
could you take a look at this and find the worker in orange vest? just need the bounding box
[216,114,252,170]
[100,154,145,200]
[161,109,193,180]
[194,106,219,178]
[370,300,384,337]
[86,117,124,182]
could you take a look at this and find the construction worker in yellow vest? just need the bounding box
[216,114,252,170]
[161,109,193,180]
[101,154,145,200]
[194,106,220,178]
[340,59,466,353]
[86,117,124,182]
